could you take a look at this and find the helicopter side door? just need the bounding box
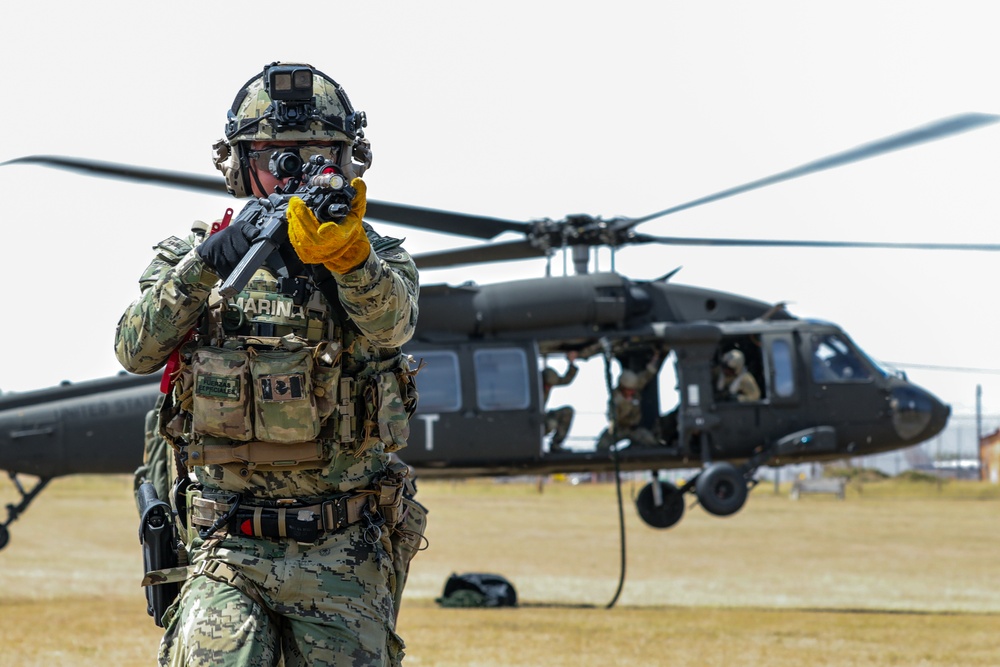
[704,330,810,459]
[402,341,544,469]
[707,334,767,456]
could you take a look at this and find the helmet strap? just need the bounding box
[238,143,267,197]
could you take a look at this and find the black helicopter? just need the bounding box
[1,113,996,550]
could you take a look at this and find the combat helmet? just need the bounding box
[619,370,641,390]
[213,62,372,197]
[721,349,745,373]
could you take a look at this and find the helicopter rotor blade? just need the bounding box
[364,201,528,240]
[2,155,231,196]
[7,113,998,255]
[4,155,530,241]
[618,112,1000,231]
[413,240,546,269]
[416,233,1000,271]
[632,234,1000,252]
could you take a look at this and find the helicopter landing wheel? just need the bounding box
[0,524,9,551]
[636,480,685,529]
[695,462,748,517]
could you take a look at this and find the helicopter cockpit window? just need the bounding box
[474,348,531,411]
[411,350,462,413]
[811,334,872,383]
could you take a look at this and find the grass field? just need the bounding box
[1,473,998,666]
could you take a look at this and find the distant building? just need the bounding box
[980,429,1000,484]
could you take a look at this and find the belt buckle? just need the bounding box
[321,495,349,532]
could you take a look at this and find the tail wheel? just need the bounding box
[695,462,748,517]
[636,480,685,529]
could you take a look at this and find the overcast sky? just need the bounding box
[2,2,999,437]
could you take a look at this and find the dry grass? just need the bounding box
[1,474,998,666]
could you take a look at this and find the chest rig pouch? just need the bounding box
[191,346,321,444]
[161,265,417,470]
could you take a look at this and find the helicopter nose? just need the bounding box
[890,385,950,442]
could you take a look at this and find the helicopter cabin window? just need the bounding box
[771,339,795,397]
[474,348,531,411]
[811,334,872,383]
[411,350,462,413]
[714,336,765,402]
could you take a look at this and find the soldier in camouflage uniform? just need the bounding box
[715,349,761,402]
[595,353,661,450]
[541,352,578,451]
[117,62,425,666]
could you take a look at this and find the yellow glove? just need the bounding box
[287,177,371,274]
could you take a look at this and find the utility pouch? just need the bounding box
[394,495,429,568]
[182,485,204,547]
[313,364,341,422]
[250,349,320,443]
[191,347,253,441]
[137,482,179,628]
[330,376,357,445]
[376,370,410,452]
[389,494,429,622]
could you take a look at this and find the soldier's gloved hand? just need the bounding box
[287,178,371,275]
[195,214,260,279]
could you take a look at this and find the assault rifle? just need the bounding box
[218,156,356,298]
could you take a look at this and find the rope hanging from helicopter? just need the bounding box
[600,337,628,610]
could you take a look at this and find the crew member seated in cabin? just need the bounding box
[715,349,761,402]
[596,352,661,450]
[541,352,578,452]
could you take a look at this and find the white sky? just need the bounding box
[2,1,1000,438]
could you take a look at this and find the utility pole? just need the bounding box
[976,384,983,480]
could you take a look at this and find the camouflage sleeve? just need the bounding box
[637,363,658,390]
[560,364,579,386]
[114,233,219,374]
[335,226,419,348]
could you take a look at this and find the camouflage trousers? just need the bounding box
[595,426,660,451]
[159,524,403,666]
[544,406,574,449]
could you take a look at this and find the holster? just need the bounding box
[138,481,179,628]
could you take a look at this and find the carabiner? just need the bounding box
[361,505,385,545]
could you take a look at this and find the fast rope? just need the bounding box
[600,338,627,610]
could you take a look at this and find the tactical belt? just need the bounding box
[192,491,381,544]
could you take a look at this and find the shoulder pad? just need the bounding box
[153,236,194,264]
